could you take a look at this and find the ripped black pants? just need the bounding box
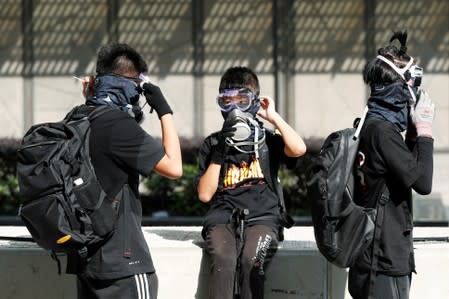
[205,224,279,299]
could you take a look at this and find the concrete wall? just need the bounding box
[3,74,447,144]
[1,226,448,299]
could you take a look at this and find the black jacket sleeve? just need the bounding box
[409,137,434,195]
[375,122,433,194]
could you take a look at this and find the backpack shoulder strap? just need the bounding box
[258,133,295,229]
[353,106,369,140]
[87,105,110,121]
[64,105,110,122]
[367,186,390,298]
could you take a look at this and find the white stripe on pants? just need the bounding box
[134,274,150,299]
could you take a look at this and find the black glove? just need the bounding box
[140,82,173,118]
[210,118,237,165]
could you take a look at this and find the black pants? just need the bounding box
[77,272,158,299]
[348,268,411,299]
[205,224,279,299]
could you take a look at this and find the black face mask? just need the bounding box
[367,82,411,131]
[376,55,423,106]
[86,74,144,123]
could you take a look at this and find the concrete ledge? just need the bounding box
[0,226,448,299]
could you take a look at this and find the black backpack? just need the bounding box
[306,107,389,268]
[17,105,117,261]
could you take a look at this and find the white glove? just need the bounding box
[411,90,435,137]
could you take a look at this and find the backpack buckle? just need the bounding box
[78,246,88,259]
[379,193,389,205]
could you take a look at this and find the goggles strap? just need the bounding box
[376,55,414,80]
[407,84,417,105]
[376,55,417,105]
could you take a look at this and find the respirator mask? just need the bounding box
[376,55,424,106]
[222,107,265,158]
[406,64,423,88]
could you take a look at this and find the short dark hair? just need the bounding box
[362,31,413,85]
[96,43,148,76]
[219,66,260,95]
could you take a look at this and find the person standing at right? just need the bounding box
[349,31,435,299]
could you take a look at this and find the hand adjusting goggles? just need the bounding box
[216,88,258,112]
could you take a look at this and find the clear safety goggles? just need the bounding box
[216,88,257,112]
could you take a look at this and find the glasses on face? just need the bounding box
[216,88,257,112]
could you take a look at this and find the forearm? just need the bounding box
[197,163,221,203]
[268,112,306,157]
[159,114,182,177]
[411,137,433,195]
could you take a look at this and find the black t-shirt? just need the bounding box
[354,117,433,275]
[67,106,164,280]
[197,130,294,233]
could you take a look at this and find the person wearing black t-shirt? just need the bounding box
[196,66,307,299]
[69,43,182,299]
[348,31,435,299]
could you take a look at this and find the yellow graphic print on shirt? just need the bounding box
[223,156,264,188]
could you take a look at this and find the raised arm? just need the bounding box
[142,81,182,179]
[257,96,306,157]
